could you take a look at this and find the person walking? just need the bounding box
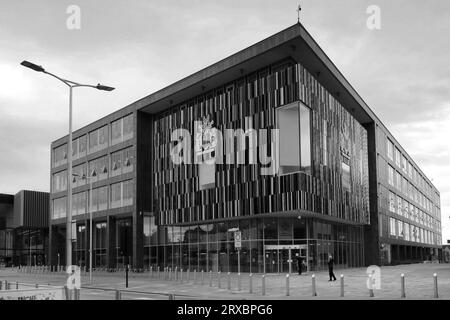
[328,255,336,281]
[296,254,303,275]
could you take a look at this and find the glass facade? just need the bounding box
[144,217,364,273]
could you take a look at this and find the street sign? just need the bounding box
[234,231,241,249]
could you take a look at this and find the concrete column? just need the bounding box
[107,216,116,269]
[84,218,90,269]
[133,211,144,269]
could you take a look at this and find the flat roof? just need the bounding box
[0,194,14,204]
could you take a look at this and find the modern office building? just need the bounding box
[49,23,442,273]
[0,191,49,266]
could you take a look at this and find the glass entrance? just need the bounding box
[265,249,278,273]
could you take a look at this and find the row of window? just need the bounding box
[52,180,134,219]
[388,165,437,216]
[389,217,439,245]
[387,138,437,202]
[52,147,134,193]
[388,191,440,231]
[52,114,134,168]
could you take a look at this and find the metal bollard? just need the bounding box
[227,272,231,290]
[158,266,160,279]
[187,269,190,282]
[209,270,212,287]
[218,271,221,288]
[180,269,183,283]
[150,266,153,278]
[201,270,204,285]
[64,286,70,300]
[194,269,197,284]
[168,293,175,300]
[312,274,317,297]
[340,275,344,297]
[238,273,241,291]
[115,290,121,300]
[433,273,439,298]
[286,274,290,296]
[249,273,253,294]
[400,274,406,298]
[369,274,374,297]
[175,267,178,281]
[16,282,19,290]
[262,274,266,296]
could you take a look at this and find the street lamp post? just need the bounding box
[21,60,114,268]
[73,171,97,284]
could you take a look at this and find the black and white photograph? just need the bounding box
[0,0,449,311]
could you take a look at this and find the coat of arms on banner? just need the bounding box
[194,115,217,163]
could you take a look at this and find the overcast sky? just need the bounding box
[0,0,449,241]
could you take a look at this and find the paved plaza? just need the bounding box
[1,263,449,300]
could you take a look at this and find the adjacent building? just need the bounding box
[49,23,442,273]
[0,191,49,266]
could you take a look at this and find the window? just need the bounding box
[396,171,402,191]
[407,161,413,178]
[52,170,67,193]
[89,186,108,212]
[72,192,87,216]
[52,197,67,219]
[403,200,409,220]
[395,148,401,167]
[53,144,67,167]
[89,126,108,154]
[123,180,133,206]
[402,177,408,195]
[398,221,404,238]
[404,223,410,241]
[388,166,394,186]
[89,130,99,152]
[79,135,87,157]
[389,192,396,213]
[110,182,122,208]
[111,114,134,146]
[72,138,79,159]
[111,118,122,145]
[390,218,396,236]
[276,102,312,175]
[277,103,300,175]
[98,126,108,149]
[402,155,407,173]
[88,156,108,182]
[123,114,134,140]
[397,196,402,216]
[387,139,394,160]
[72,163,87,188]
[110,180,133,208]
[111,148,134,177]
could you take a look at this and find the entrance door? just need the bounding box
[281,248,301,274]
[265,250,278,273]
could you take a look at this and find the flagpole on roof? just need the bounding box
[297,4,301,23]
